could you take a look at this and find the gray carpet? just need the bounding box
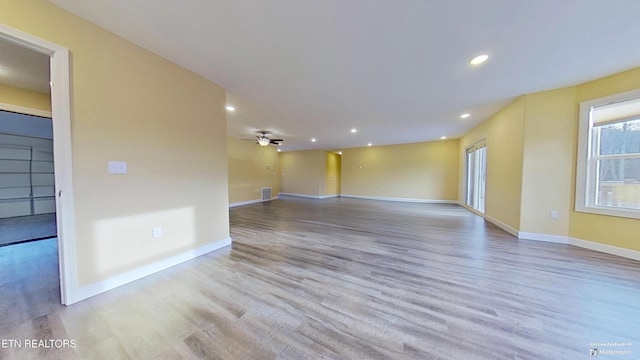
[0,213,57,246]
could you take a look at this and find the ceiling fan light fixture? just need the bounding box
[258,137,270,146]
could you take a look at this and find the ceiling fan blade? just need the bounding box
[269,139,283,142]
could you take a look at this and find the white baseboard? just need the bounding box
[517,231,640,262]
[484,214,519,237]
[229,199,263,207]
[229,197,278,208]
[340,194,458,204]
[464,207,640,263]
[69,237,232,304]
[569,237,640,262]
[278,193,338,199]
[319,194,339,199]
[518,232,569,244]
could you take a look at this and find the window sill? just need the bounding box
[575,204,640,220]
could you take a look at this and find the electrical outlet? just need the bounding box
[550,211,559,219]
[152,227,163,238]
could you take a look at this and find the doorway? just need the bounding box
[0,23,75,305]
[466,142,487,214]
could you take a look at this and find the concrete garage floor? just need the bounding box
[0,213,57,247]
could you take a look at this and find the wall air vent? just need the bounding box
[262,187,272,201]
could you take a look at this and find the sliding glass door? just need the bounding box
[466,143,487,213]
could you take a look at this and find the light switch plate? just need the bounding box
[108,161,128,174]
[152,227,162,238]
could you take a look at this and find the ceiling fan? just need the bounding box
[242,131,283,147]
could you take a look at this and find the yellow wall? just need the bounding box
[342,140,459,201]
[570,66,640,251]
[227,137,279,204]
[0,83,51,112]
[460,65,640,253]
[279,150,326,196]
[460,98,525,231]
[520,87,576,236]
[0,1,229,286]
[325,152,341,196]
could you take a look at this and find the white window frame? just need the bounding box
[576,88,640,220]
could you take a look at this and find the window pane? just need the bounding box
[598,118,640,155]
[466,152,475,207]
[596,158,640,209]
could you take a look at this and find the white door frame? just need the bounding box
[465,140,487,215]
[0,23,77,305]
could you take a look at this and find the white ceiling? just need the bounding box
[49,0,640,151]
[0,38,50,95]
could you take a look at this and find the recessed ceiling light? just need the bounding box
[469,54,489,65]
[440,136,447,140]
[460,113,470,119]
[338,151,342,155]
[311,138,316,142]
[367,143,372,147]
[225,105,236,111]
[351,128,357,133]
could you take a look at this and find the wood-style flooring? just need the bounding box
[1,197,639,359]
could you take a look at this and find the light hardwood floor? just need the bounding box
[1,197,639,359]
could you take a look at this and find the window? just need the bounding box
[576,89,640,219]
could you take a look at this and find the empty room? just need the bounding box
[1,1,639,359]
